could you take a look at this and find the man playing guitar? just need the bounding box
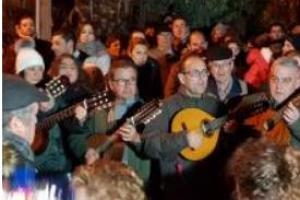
[245,57,300,147]
[70,59,152,183]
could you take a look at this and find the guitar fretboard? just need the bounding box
[37,92,111,130]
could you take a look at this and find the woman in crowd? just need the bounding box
[127,39,163,101]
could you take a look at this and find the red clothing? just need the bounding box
[244,48,270,89]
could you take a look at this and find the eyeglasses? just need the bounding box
[181,69,209,79]
[270,76,293,84]
[209,59,233,69]
[112,78,137,86]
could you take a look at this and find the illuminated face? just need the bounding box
[59,57,78,84]
[51,35,72,57]
[269,64,300,103]
[23,66,44,85]
[209,58,234,84]
[130,44,148,66]
[188,33,207,53]
[157,32,172,52]
[178,57,209,96]
[16,17,35,37]
[108,40,121,58]
[282,40,295,55]
[269,25,284,41]
[228,42,240,57]
[79,24,95,43]
[109,67,137,100]
[172,19,187,40]
[211,29,224,43]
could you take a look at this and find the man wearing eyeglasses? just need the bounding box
[68,59,151,186]
[206,46,248,103]
[271,57,300,148]
[245,56,300,147]
[117,54,228,199]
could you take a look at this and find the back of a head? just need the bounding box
[226,138,300,200]
[72,160,146,200]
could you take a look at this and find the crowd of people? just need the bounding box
[2,10,300,200]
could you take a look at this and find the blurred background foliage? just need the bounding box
[141,0,299,39]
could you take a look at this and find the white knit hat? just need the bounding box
[15,48,45,74]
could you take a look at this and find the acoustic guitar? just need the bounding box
[245,88,300,146]
[171,92,269,161]
[87,99,163,161]
[32,90,112,154]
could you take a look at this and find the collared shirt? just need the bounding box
[108,97,138,122]
[208,76,248,103]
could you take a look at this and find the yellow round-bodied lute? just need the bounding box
[171,108,220,161]
[171,93,270,161]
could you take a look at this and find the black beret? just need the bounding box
[205,46,233,61]
[3,74,49,111]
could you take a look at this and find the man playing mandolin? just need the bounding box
[117,54,235,199]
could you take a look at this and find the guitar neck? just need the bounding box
[203,93,271,134]
[37,103,80,130]
[94,99,162,156]
[203,115,228,133]
[37,91,111,131]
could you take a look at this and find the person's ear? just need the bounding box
[15,25,22,37]
[178,73,185,85]
[15,24,20,32]
[9,116,25,138]
[296,76,300,88]
[108,78,115,92]
[229,59,234,71]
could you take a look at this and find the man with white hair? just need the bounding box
[246,57,300,147]
[3,74,49,195]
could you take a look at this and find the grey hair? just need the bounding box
[272,56,299,71]
[227,138,292,200]
[3,103,36,131]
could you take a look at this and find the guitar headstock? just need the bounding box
[45,75,70,98]
[86,90,113,112]
[238,100,270,118]
[130,99,163,125]
[228,92,270,119]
